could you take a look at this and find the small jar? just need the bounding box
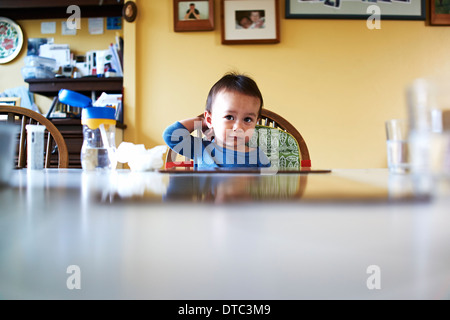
[81,107,117,170]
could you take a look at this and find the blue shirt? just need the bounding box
[163,121,271,170]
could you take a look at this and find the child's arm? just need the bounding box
[178,116,206,133]
[179,116,214,141]
[162,116,210,160]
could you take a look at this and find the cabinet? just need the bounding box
[25,77,126,168]
[0,0,124,20]
[50,119,84,168]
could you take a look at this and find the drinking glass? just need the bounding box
[385,119,410,174]
[0,124,18,185]
[407,78,450,179]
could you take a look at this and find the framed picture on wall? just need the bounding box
[431,0,450,25]
[174,0,215,32]
[285,0,426,20]
[221,0,280,45]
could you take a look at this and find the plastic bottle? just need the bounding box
[58,89,117,170]
[81,107,117,170]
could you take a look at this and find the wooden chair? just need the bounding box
[0,106,69,169]
[165,108,311,169]
[256,108,311,168]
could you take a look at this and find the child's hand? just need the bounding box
[203,127,214,141]
[201,117,214,141]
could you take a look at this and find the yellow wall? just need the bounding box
[3,1,450,169]
[128,0,450,169]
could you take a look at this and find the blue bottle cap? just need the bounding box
[58,89,92,108]
[82,107,116,120]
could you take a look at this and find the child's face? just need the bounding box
[205,90,260,150]
[250,12,261,22]
[239,17,252,28]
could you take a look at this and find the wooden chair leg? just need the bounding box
[18,116,27,169]
[7,113,14,123]
[45,132,52,168]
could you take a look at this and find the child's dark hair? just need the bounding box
[206,72,264,118]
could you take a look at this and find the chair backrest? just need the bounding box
[165,108,311,169]
[256,109,311,168]
[0,106,69,169]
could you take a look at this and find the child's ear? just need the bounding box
[204,111,213,128]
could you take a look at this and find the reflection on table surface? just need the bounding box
[4,168,435,204]
[1,169,449,300]
[87,169,427,204]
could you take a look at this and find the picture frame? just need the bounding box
[0,98,21,120]
[0,97,21,106]
[431,0,450,25]
[221,0,280,45]
[174,0,215,32]
[123,1,138,23]
[285,0,426,20]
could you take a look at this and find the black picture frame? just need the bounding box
[285,0,426,20]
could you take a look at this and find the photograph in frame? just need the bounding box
[174,0,215,32]
[221,0,280,44]
[431,0,450,25]
[285,0,426,20]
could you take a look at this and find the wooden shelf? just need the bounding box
[0,0,124,20]
[51,118,126,129]
[10,1,127,168]
[25,77,123,97]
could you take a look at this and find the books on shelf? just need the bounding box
[109,43,123,77]
[85,41,123,77]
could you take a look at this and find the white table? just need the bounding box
[1,169,449,300]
